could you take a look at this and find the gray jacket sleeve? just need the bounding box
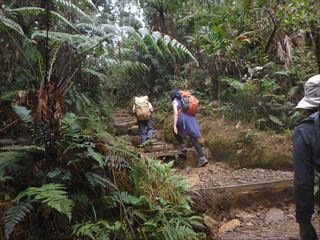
[293,125,315,223]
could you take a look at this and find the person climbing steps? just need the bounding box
[133,95,154,148]
[170,89,209,167]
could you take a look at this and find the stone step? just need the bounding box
[141,149,184,158]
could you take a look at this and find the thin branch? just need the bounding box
[48,43,63,83]
[0,119,18,133]
[5,29,38,79]
[264,9,278,53]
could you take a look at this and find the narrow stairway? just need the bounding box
[113,109,305,240]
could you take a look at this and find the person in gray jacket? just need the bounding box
[294,74,320,240]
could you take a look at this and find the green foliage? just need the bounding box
[5,7,77,30]
[17,184,74,221]
[0,14,24,35]
[12,105,32,124]
[72,220,111,240]
[4,202,33,239]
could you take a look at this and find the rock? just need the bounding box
[186,175,201,186]
[265,208,285,222]
[236,212,256,221]
[203,215,219,233]
[246,222,254,226]
[287,214,295,219]
[218,219,241,233]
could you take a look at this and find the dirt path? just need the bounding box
[113,109,307,240]
[217,202,320,240]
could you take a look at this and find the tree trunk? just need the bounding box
[265,9,278,54]
[158,7,166,33]
[311,24,320,73]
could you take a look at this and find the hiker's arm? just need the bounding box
[293,127,315,224]
[172,101,178,134]
[148,102,154,112]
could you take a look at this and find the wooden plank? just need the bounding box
[193,178,293,193]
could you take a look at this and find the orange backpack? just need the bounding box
[179,91,199,116]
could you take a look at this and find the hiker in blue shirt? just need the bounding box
[170,89,208,167]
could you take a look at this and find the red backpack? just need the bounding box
[179,91,199,116]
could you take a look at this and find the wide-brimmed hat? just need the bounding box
[296,74,320,109]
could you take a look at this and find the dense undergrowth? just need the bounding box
[0,103,205,240]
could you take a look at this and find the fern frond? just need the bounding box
[17,184,74,221]
[53,0,93,22]
[114,191,146,206]
[85,172,116,189]
[0,145,43,177]
[77,23,105,36]
[31,31,96,47]
[12,105,32,124]
[129,32,150,54]
[87,147,105,167]
[162,223,199,240]
[0,151,25,175]
[144,34,165,60]
[82,67,109,82]
[78,0,98,11]
[4,201,33,239]
[72,220,111,240]
[0,14,24,35]
[5,7,77,30]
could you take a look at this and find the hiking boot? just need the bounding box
[144,139,153,146]
[180,143,187,153]
[197,156,209,168]
[138,142,146,148]
[300,223,318,240]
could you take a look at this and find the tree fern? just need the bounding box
[0,14,24,35]
[5,7,77,30]
[16,183,74,221]
[12,105,32,124]
[4,201,33,239]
